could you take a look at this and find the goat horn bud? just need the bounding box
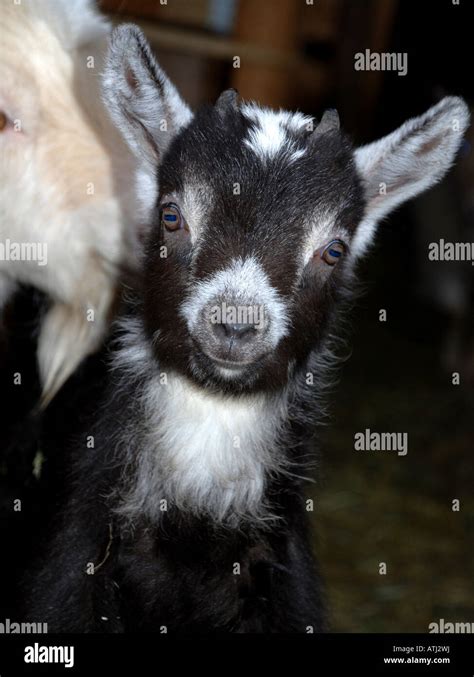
[312,109,340,137]
[215,88,240,114]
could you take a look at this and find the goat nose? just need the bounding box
[213,322,257,343]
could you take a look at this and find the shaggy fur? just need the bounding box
[24,25,469,633]
[0,0,138,404]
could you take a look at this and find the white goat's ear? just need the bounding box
[352,96,470,257]
[102,24,192,169]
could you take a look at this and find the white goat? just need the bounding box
[0,0,137,405]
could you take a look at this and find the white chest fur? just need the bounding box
[117,370,288,524]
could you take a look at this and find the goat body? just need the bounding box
[25,25,470,633]
[27,317,328,632]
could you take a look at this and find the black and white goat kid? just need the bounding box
[26,26,469,633]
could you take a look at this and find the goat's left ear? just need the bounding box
[102,24,192,170]
[352,96,470,257]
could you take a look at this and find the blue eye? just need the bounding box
[321,239,346,266]
[161,203,182,232]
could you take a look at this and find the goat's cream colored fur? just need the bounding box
[0,0,137,404]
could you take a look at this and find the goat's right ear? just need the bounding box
[102,24,192,169]
[352,96,469,257]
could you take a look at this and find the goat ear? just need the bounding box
[352,96,470,257]
[102,24,192,169]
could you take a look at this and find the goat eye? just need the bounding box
[0,111,9,132]
[321,239,345,266]
[161,203,183,232]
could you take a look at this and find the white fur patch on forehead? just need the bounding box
[180,256,290,347]
[241,103,314,163]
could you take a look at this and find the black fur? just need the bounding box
[145,103,364,393]
[23,361,331,632]
[23,93,366,633]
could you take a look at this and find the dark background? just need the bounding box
[0,0,472,632]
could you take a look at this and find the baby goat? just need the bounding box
[26,26,469,633]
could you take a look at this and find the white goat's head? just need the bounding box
[0,1,135,405]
